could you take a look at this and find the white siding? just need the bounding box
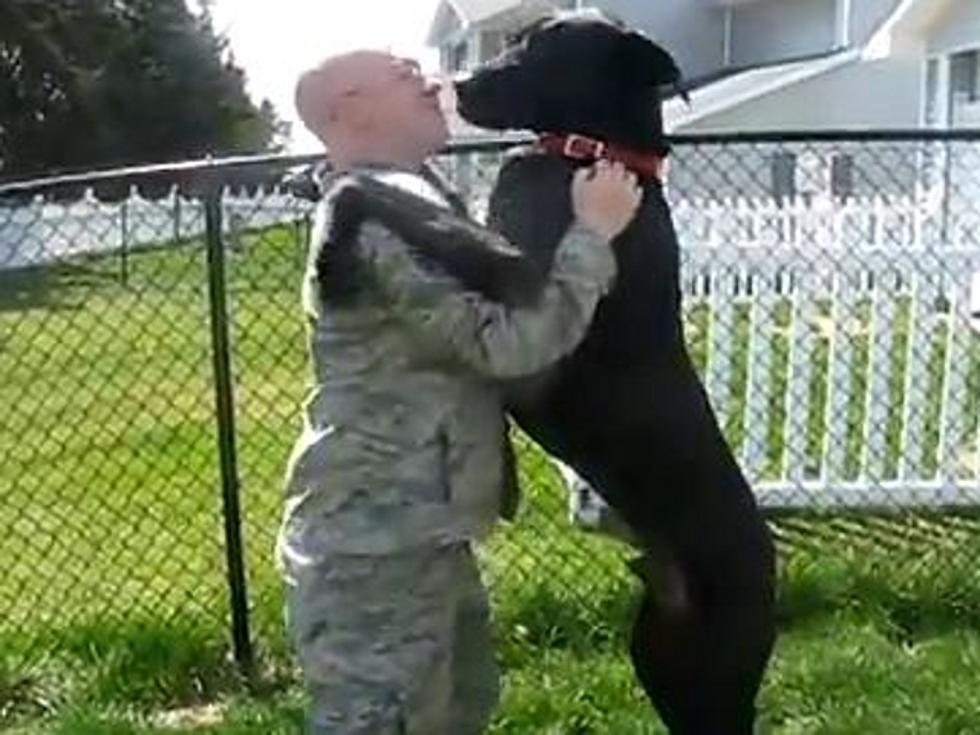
[595,0,727,80]
[731,0,837,66]
[679,58,921,133]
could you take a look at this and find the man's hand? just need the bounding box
[571,160,643,241]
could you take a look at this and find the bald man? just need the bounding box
[277,50,640,734]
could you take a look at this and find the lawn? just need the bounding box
[2,217,980,734]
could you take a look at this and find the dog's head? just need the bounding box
[454,10,681,153]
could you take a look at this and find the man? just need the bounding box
[277,49,640,734]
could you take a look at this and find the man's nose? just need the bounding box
[425,76,443,95]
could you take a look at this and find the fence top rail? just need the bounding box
[0,153,325,200]
[3,128,980,198]
[668,128,980,145]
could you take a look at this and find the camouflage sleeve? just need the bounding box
[360,220,616,378]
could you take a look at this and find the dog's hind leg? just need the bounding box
[696,499,776,734]
[628,551,721,735]
[629,578,701,734]
[629,543,774,733]
[625,479,776,735]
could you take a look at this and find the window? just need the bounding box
[950,50,979,103]
[770,152,852,200]
[450,41,469,72]
[770,152,797,202]
[924,57,940,127]
[949,50,980,127]
[481,31,504,62]
[830,154,854,199]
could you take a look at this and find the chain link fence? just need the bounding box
[2,132,980,715]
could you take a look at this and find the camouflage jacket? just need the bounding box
[278,164,616,556]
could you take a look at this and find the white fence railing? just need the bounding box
[671,192,980,250]
[6,187,978,269]
[571,239,980,525]
[0,187,308,271]
[687,245,978,506]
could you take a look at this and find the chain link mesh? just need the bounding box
[2,134,979,719]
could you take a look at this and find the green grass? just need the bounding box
[2,226,980,733]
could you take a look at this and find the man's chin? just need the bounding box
[431,124,450,151]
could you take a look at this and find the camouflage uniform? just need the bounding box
[277,164,616,734]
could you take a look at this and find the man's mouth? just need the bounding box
[438,82,458,114]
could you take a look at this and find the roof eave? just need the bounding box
[665,49,862,130]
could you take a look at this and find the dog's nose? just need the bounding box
[451,72,478,106]
[450,71,476,93]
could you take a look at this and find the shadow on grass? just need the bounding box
[0,616,295,731]
[775,514,980,643]
[0,264,116,313]
[40,694,307,735]
[490,513,980,666]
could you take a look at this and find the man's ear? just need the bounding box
[619,32,681,87]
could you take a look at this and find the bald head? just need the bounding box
[295,51,393,143]
[294,50,448,170]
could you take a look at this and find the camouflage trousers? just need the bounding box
[284,542,499,734]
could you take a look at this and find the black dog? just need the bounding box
[455,12,777,734]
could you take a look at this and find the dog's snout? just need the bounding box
[452,72,478,103]
[453,74,480,116]
[452,66,528,130]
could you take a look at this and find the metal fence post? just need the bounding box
[173,189,182,245]
[203,177,255,680]
[120,195,129,286]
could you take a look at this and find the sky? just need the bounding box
[201,1,443,152]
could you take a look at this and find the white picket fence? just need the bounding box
[564,193,980,519]
[0,187,307,271]
[688,244,978,505]
[570,237,980,524]
[671,191,980,250]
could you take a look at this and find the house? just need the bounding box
[427,0,980,132]
[427,0,980,202]
[668,0,980,133]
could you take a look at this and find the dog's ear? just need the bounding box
[620,32,681,88]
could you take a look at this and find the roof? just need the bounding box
[663,0,958,130]
[865,0,958,59]
[426,0,558,46]
[665,49,861,131]
[426,0,521,46]
[450,0,524,24]
[667,48,846,99]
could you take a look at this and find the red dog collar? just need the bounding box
[538,132,666,182]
